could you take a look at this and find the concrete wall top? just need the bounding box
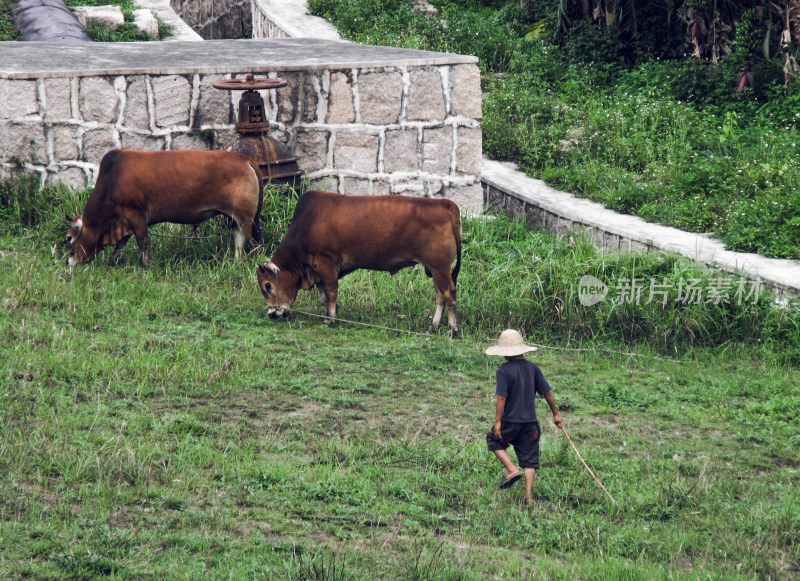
[135,0,204,41]
[482,159,800,295]
[0,38,478,79]
[251,0,341,40]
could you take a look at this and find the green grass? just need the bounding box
[0,0,18,40]
[0,179,799,578]
[0,0,173,42]
[4,177,799,359]
[308,0,800,259]
[64,0,173,41]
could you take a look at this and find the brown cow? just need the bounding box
[66,149,262,271]
[256,190,462,336]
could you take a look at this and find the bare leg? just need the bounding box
[524,468,537,504]
[108,235,131,266]
[493,449,520,479]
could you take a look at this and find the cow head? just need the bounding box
[65,214,100,272]
[257,260,299,319]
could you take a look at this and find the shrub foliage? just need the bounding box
[310,0,800,258]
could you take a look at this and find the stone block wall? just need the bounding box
[0,61,483,212]
[1,74,227,188]
[169,0,252,38]
[252,8,290,39]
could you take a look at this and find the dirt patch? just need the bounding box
[152,391,322,435]
[769,454,800,469]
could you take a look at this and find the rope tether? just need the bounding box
[286,307,672,360]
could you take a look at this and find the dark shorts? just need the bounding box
[486,421,541,469]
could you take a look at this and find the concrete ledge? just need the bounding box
[481,158,800,299]
[252,0,341,40]
[0,38,476,79]
[134,0,204,41]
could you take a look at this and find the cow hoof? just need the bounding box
[323,318,335,326]
[448,328,459,339]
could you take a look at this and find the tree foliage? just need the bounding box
[550,1,800,82]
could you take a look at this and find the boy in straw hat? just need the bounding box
[485,329,564,504]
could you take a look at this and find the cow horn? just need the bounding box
[266,261,279,274]
[258,261,279,275]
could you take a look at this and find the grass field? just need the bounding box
[1,185,798,578]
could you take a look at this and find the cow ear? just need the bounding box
[67,216,83,232]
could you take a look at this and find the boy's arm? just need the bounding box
[544,391,564,428]
[494,395,506,438]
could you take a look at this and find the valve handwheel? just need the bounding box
[212,74,287,91]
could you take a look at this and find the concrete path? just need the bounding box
[482,158,800,298]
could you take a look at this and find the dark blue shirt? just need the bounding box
[496,359,551,423]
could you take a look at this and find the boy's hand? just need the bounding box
[493,421,502,439]
[553,413,564,428]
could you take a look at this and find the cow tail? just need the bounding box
[250,162,264,244]
[450,202,462,287]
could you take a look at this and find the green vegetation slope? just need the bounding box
[310,0,800,259]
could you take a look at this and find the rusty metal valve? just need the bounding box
[213,74,302,186]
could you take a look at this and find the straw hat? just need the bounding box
[485,329,538,356]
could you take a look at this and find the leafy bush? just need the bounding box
[310,0,800,258]
[0,173,50,232]
[0,0,17,41]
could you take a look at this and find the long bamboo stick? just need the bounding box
[559,424,617,504]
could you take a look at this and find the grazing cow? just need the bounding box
[256,190,462,336]
[66,149,262,271]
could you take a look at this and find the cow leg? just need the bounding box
[233,226,246,260]
[430,290,445,332]
[133,224,150,268]
[108,235,132,266]
[322,282,338,325]
[314,264,339,325]
[446,299,459,338]
[432,270,458,338]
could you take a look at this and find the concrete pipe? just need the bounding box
[13,0,92,42]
